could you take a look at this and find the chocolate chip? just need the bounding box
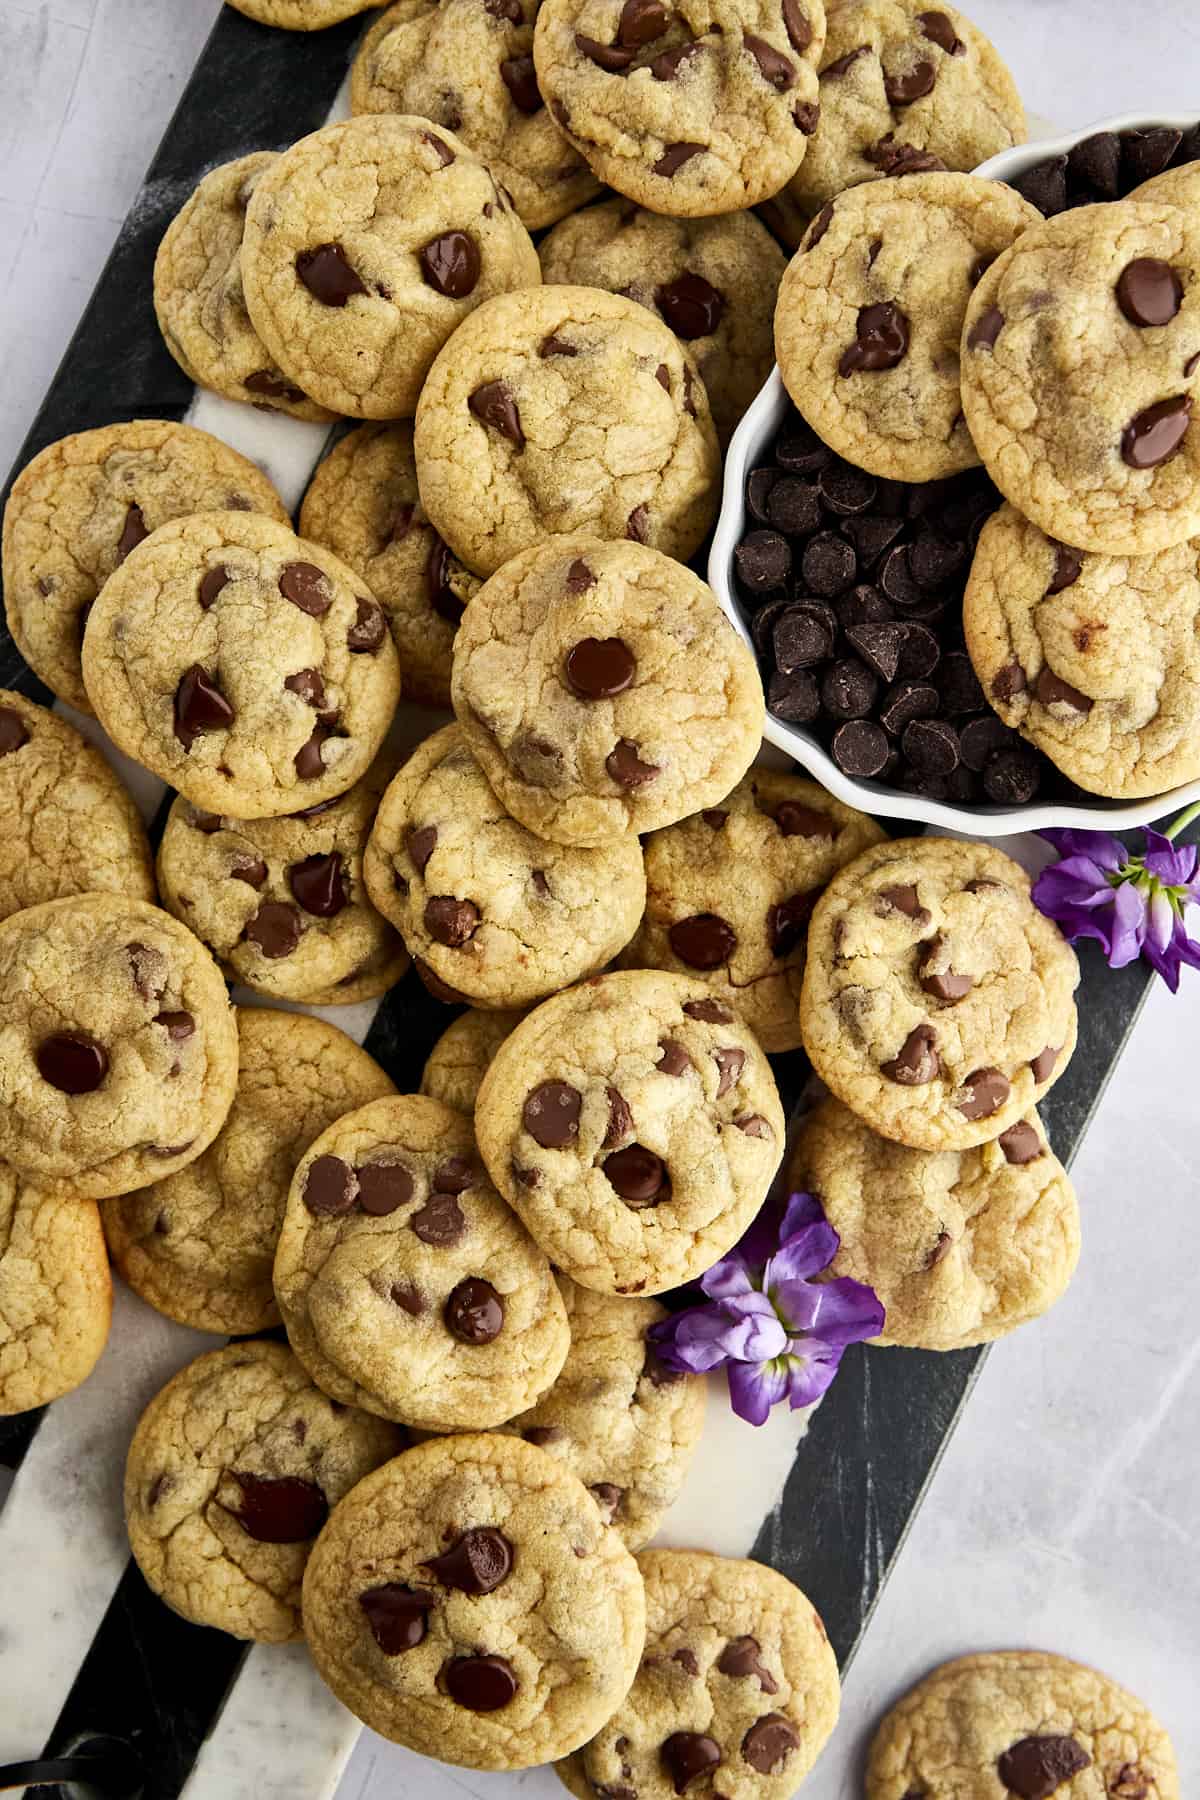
[802,530,857,594]
[522,1080,582,1148]
[960,714,1016,770]
[669,913,736,968]
[655,1038,691,1078]
[683,998,733,1022]
[999,1120,1042,1164]
[618,0,668,44]
[469,380,524,449]
[773,801,834,839]
[839,301,909,374]
[820,462,879,515]
[1012,154,1067,216]
[116,503,149,562]
[407,824,438,873]
[425,537,466,624]
[883,58,936,104]
[655,270,725,338]
[983,744,1042,803]
[910,531,966,588]
[1122,394,1191,467]
[1108,1764,1151,1799]
[126,939,167,1003]
[763,475,820,536]
[733,1113,772,1139]
[1122,126,1182,185]
[173,665,234,750]
[565,636,636,698]
[348,596,386,652]
[821,657,878,720]
[1031,1043,1060,1083]
[244,901,303,959]
[36,1032,108,1095]
[769,668,821,724]
[278,561,332,617]
[651,41,702,79]
[443,1654,518,1711]
[245,369,306,405]
[805,203,835,252]
[1067,131,1120,198]
[606,738,659,788]
[284,668,334,718]
[0,707,29,756]
[773,603,833,670]
[421,129,456,165]
[824,44,869,75]
[524,1425,564,1446]
[661,1732,722,1792]
[1047,543,1083,595]
[575,32,637,69]
[500,52,542,112]
[768,891,815,960]
[433,1156,474,1194]
[958,1065,1010,1120]
[288,852,348,918]
[425,896,481,947]
[445,1277,504,1344]
[1034,666,1093,712]
[832,717,890,776]
[653,142,704,178]
[424,1527,513,1594]
[845,621,904,683]
[781,0,812,50]
[603,1144,669,1206]
[655,362,671,393]
[296,242,365,306]
[357,1156,416,1216]
[882,1024,939,1084]
[229,1472,327,1543]
[896,622,940,680]
[565,558,596,594]
[918,936,972,1001]
[743,32,796,89]
[604,1086,635,1148]
[997,1735,1091,1799]
[198,565,231,609]
[741,1713,799,1774]
[420,231,481,298]
[1116,257,1183,328]
[991,659,1027,703]
[304,1154,358,1217]
[794,99,819,133]
[625,503,651,543]
[903,715,960,775]
[589,1482,624,1521]
[880,679,939,735]
[864,134,947,176]
[918,10,964,52]
[411,1191,467,1245]
[713,1046,745,1095]
[360,1584,434,1654]
[968,305,1005,350]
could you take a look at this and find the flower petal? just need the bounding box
[1108,878,1149,967]
[699,1249,756,1302]
[1039,828,1126,871]
[727,1357,789,1426]
[778,1191,826,1240]
[784,1347,843,1409]
[801,1277,888,1346]
[647,1307,733,1374]
[1143,830,1197,888]
[765,1218,840,1288]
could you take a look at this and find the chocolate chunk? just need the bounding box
[244,901,303,959]
[958,1065,1010,1120]
[606,738,660,787]
[983,745,1041,803]
[968,305,1005,350]
[198,565,231,609]
[846,620,905,682]
[1067,131,1120,199]
[36,1031,108,1095]
[1012,154,1067,216]
[743,33,796,90]
[656,271,725,338]
[229,1473,327,1543]
[523,1080,582,1148]
[651,42,702,79]
[717,1635,780,1693]
[960,714,1016,770]
[411,1191,467,1245]
[918,10,964,53]
[769,891,816,956]
[0,707,29,756]
[293,717,337,776]
[765,475,821,535]
[1123,127,1182,186]
[419,231,481,298]
[918,936,972,1001]
[424,1527,513,1595]
[991,659,1027,703]
[304,1153,358,1218]
[625,503,651,542]
[445,1277,505,1344]
[360,1584,434,1654]
[683,998,733,1022]
[997,1734,1091,1799]
[656,1038,692,1076]
[348,596,386,652]
[865,134,946,176]
[839,301,909,374]
[296,242,365,306]
[1031,1043,1060,1083]
[713,1046,745,1095]
[824,44,869,75]
[1116,257,1183,328]
[433,1156,474,1195]
[879,679,938,736]
[802,530,857,594]
[661,1731,722,1792]
[1034,666,1092,712]
[653,142,704,178]
[116,502,149,562]
[279,561,332,616]
[782,0,812,51]
[618,0,669,45]
[1122,394,1191,467]
[500,52,542,113]
[882,1024,939,1084]
[1047,543,1083,594]
[444,1654,518,1711]
[775,801,834,838]
[669,913,736,968]
[173,665,234,749]
[603,1144,669,1206]
[289,852,348,918]
[469,380,524,449]
[821,657,878,720]
[284,668,334,718]
[832,718,890,777]
[883,58,936,105]
[768,668,821,724]
[741,1713,800,1774]
[357,1157,416,1216]
[773,603,834,671]
[999,1120,1042,1164]
[565,636,637,698]
[604,1085,635,1148]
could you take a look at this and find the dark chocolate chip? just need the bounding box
[426,536,466,624]
[918,10,964,53]
[821,657,878,720]
[625,503,651,542]
[444,1653,518,1711]
[839,301,909,374]
[895,621,940,680]
[824,44,869,75]
[768,668,821,724]
[938,652,985,715]
[918,935,972,1001]
[991,659,1027,703]
[173,665,234,749]
[360,1584,434,1654]
[198,565,231,609]
[653,142,704,178]
[909,531,966,588]
[836,579,894,628]
[1067,131,1120,199]
[883,58,936,105]
[802,530,857,594]
[683,998,734,1022]
[424,1527,513,1594]
[422,129,456,164]
[669,913,737,968]
[741,1713,800,1774]
[733,1113,772,1138]
[999,1120,1042,1164]
[864,133,947,176]
[960,714,1017,770]
[231,853,268,888]
[769,891,816,956]
[1122,127,1182,186]
[590,1482,624,1521]
[500,52,542,113]
[782,0,812,51]
[279,561,332,616]
[882,1024,939,1084]
[0,706,30,756]
[743,32,796,90]
[433,1156,474,1195]
[983,744,1041,803]
[713,1046,745,1095]
[880,543,922,607]
[348,596,387,652]
[656,271,725,338]
[747,466,780,522]
[154,1010,194,1040]
[958,1065,1010,1120]
[296,243,365,306]
[879,679,939,735]
[116,503,149,562]
[1012,154,1067,216]
[244,369,305,404]
[575,31,636,69]
[357,1156,416,1216]
[469,380,525,449]
[407,824,438,873]
[997,1735,1091,1799]
[445,1277,504,1344]
[604,1085,635,1148]
[1121,394,1191,468]
[832,718,890,776]
[244,901,303,959]
[774,801,835,837]
[819,462,878,514]
[794,99,820,133]
[774,418,830,469]
[303,1154,358,1218]
[968,305,1005,350]
[284,667,334,717]
[661,1732,722,1792]
[618,0,669,45]
[606,738,659,787]
[717,1635,779,1693]
[288,852,348,918]
[847,620,905,682]
[36,1032,108,1095]
[1047,543,1083,594]
[1116,257,1183,328]
[656,1038,692,1076]
[522,1080,582,1148]
[229,1473,327,1543]
[565,636,636,698]
[566,557,596,592]
[603,1144,669,1206]
[651,41,702,79]
[1031,1043,1060,1083]
[764,475,821,535]
[411,1191,467,1245]
[425,896,481,947]
[420,231,481,298]
[1034,667,1093,712]
[773,602,834,670]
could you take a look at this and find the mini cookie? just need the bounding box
[964,504,1200,799]
[451,537,764,847]
[532,0,826,218]
[0,1169,111,1416]
[788,1096,1080,1349]
[82,511,402,821]
[559,1548,839,1800]
[786,0,1026,219]
[538,198,786,445]
[961,200,1200,556]
[0,688,154,924]
[1,420,288,711]
[412,286,720,577]
[497,1277,706,1549]
[299,424,481,709]
[866,1650,1179,1800]
[241,115,541,420]
[226,0,377,24]
[125,1339,402,1643]
[351,0,601,231]
[775,173,1039,482]
[274,1094,569,1428]
[102,1010,396,1337]
[799,837,1080,1152]
[421,1009,527,1114]
[475,969,785,1294]
[619,769,886,1054]
[156,761,409,1007]
[302,1433,646,1766]
[0,895,238,1200]
[364,725,646,1007]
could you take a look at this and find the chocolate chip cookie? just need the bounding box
[867,1651,1178,1800]
[351,0,601,230]
[532,0,826,217]
[619,769,885,1053]
[0,895,238,1200]
[964,503,1200,799]
[775,172,1039,482]
[414,285,720,577]
[1,420,288,711]
[474,969,785,1294]
[421,1009,528,1114]
[102,1009,396,1337]
[799,837,1080,1151]
[961,199,1200,556]
[451,536,764,847]
[0,689,154,924]
[558,1547,839,1800]
[301,1432,646,1766]
[363,724,646,1007]
[241,115,541,420]
[539,197,786,444]
[0,1168,111,1416]
[274,1094,569,1428]
[126,1339,402,1643]
[227,0,378,24]
[82,511,402,821]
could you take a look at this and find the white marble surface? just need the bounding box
[2,2,1200,1796]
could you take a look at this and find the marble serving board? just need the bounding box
[0,11,1168,1798]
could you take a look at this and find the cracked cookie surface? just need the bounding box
[125,1339,402,1643]
[413,286,720,577]
[964,503,1200,799]
[619,768,885,1053]
[799,837,1079,1151]
[451,536,763,846]
[364,724,646,1007]
[2,420,288,712]
[302,1432,645,1766]
[558,1547,838,1800]
[866,1650,1179,1800]
[0,1167,111,1416]
[775,172,1039,482]
[82,511,401,821]
[960,200,1200,556]
[421,1008,528,1114]
[474,968,785,1294]
[0,895,238,1200]
[242,115,541,420]
[102,1009,395,1337]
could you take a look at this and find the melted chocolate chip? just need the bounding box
[604,1086,634,1148]
[36,1031,108,1095]
[782,0,812,51]
[357,1156,416,1216]
[303,1153,358,1217]
[606,738,660,788]
[1034,667,1092,712]
[717,1635,780,1694]
[880,882,931,925]
[618,0,669,43]
[683,998,733,1022]
[407,824,438,873]
[566,557,596,592]
[918,10,964,52]
[654,142,704,178]
[1116,257,1183,327]
[540,331,579,358]
[656,271,725,338]
[229,1472,327,1543]
[997,1735,1091,1799]
[0,707,30,756]
[564,636,636,698]
[423,1527,513,1594]
[918,935,972,1001]
[968,306,1005,351]
[840,302,909,375]
[883,58,937,105]
[882,1024,939,1085]
[245,369,306,404]
[656,1038,692,1076]
[433,1156,474,1194]
[575,32,636,70]
[998,1120,1042,1164]
[1031,1043,1060,1083]
[359,1584,434,1654]
[603,1144,669,1206]
[1047,543,1083,594]
[289,852,348,918]
[958,1065,1010,1120]
[198,565,231,609]
[741,1713,800,1774]
[296,243,366,306]
[444,1277,505,1343]
[284,667,334,717]
[469,380,525,449]
[770,891,817,957]
[522,1080,582,1148]
[625,503,651,543]
[426,536,465,624]
[173,665,234,749]
[411,1191,467,1246]
[425,896,481,947]
[651,41,702,79]
[116,503,149,562]
[1121,394,1192,468]
[348,596,387,652]
[443,1654,518,1711]
[590,1482,624,1521]
[669,913,736,968]
[420,231,481,298]
[154,1010,194,1040]
[279,561,331,617]
[774,801,834,838]
[713,1046,745,1095]
[244,901,302,959]
[743,32,796,89]
[500,52,542,113]
[661,1731,722,1793]
[992,659,1027,703]
[524,1425,564,1446]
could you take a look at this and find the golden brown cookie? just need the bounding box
[0,1167,111,1416]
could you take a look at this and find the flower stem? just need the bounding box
[1164,801,1200,841]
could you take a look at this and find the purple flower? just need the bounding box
[1033,817,1200,993]
[647,1193,885,1426]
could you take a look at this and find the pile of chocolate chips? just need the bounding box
[734,408,1053,805]
[1009,121,1200,214]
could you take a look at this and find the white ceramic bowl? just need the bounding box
[709,113,1200,836]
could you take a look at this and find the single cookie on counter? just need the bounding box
[964,503,1200,799]
[474,969,785,1295]
[241,115,541,420]
[866,1650,1179,1800]
[351,0,601,231]
[451,536,764,847]
[226,0,379,24]
[364,724,646,1008]
[961,199,1200,556]
[775,173,1039,482]
[156,759,409,1007]
[619,769,885,1053]
[0,689,154,924]
[0,895,238,1201]
[274,1094,569,1428]
[787,1096,1080,1349]
[532,0,826,218]
[412,285,720,577]
[102,1010,396,1337]
[0,1167,111,1416]
[558,1547,839,1800]
[799,837,1080,1152]
[421,1009,528,1114]
[539,198,787,445]
[82,511,402,821]
[1,420,288,712]
[125,1339,403,1644]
